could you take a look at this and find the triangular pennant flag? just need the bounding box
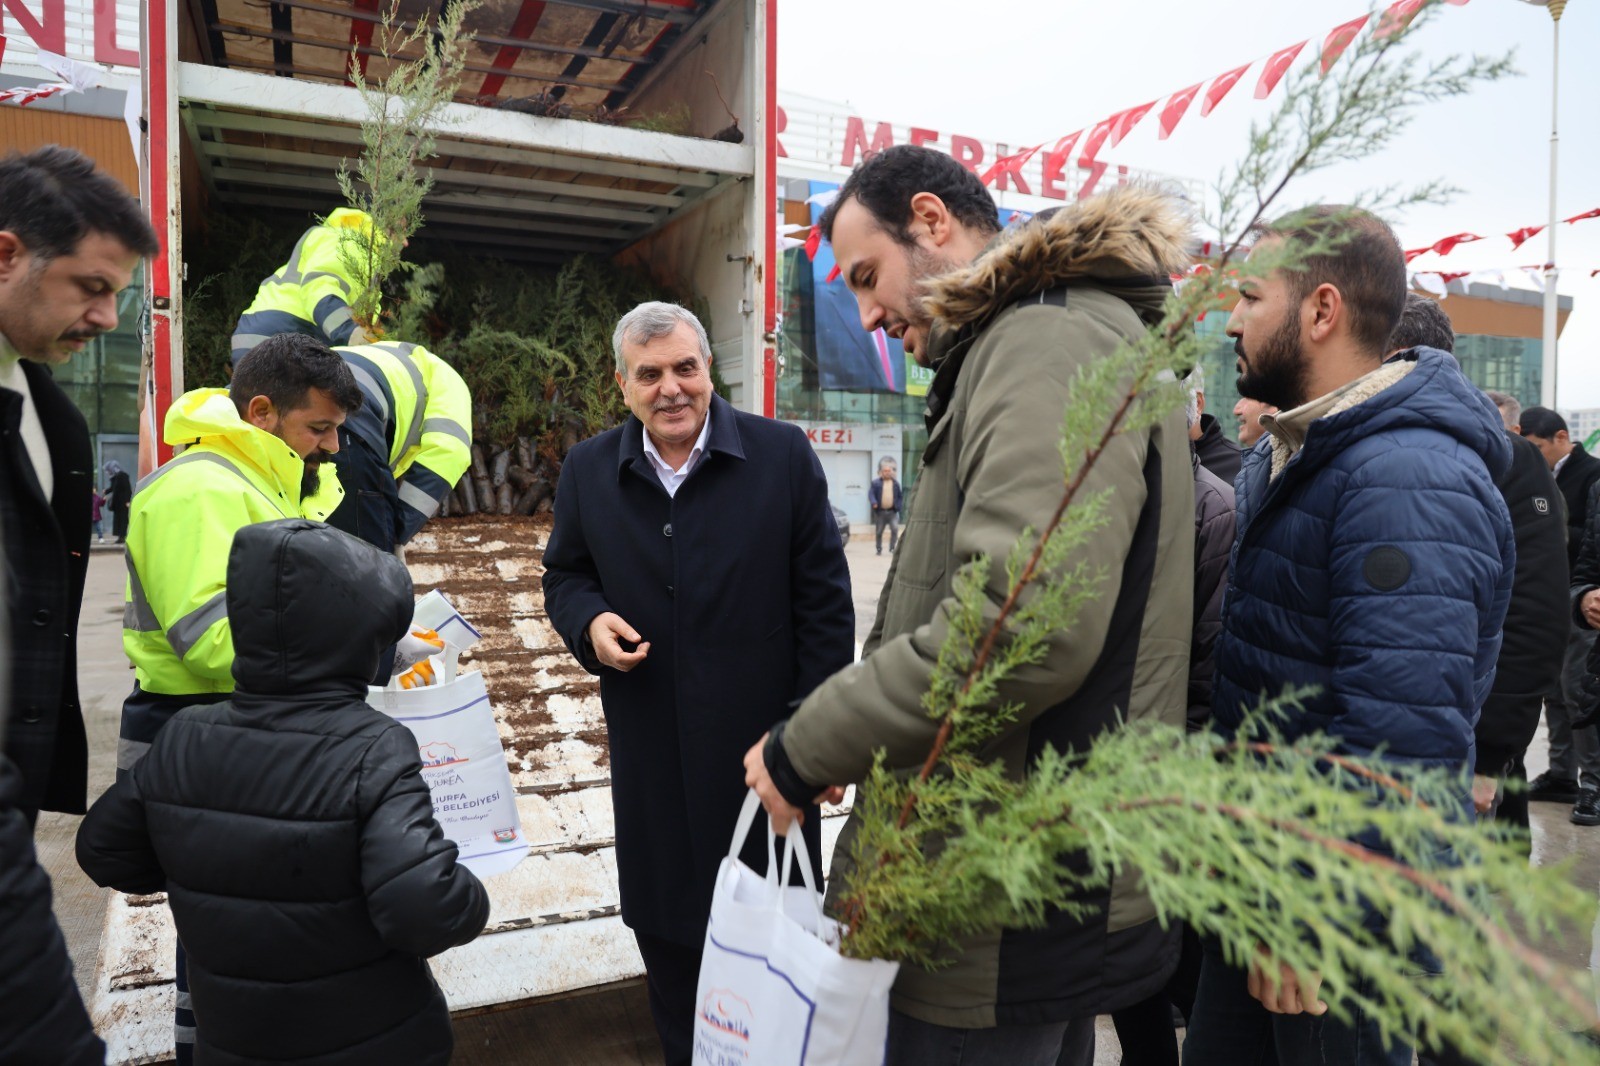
[1321,15,1370,75]
[1050,130,1083,158]
[1564,208,1600,224]
[804,189,839,208]
[1430,232,1483,256]
[1507,225,1546,251]
[779,236,807,252]
[1439,271,1472,283]
[1109,101,1157,148]
[803,225,822,262]
[1403,247,1431,264]
[1376,0,1426,39]
[1160,83,1204,139]
[825,264,842,284]
[1202,64,1251,117]
[1080,115,1118,162]
[1412,272,1448,298]
[1468,269,1508,290]
[1256,41,1308,99]
[1522,266,1547,292]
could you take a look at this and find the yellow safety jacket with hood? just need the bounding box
[333,341,472,544]
[230,207,382,361]
[121,388,344,698]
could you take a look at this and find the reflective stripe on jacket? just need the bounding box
[230,208,378,360]
[335,341,472,541]
[122,389,345,697]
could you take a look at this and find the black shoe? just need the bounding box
[1572,788,1600,826]
[1527,771,1581,803]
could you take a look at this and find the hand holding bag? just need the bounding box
[692,791,898,1066]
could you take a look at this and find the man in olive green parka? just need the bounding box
[745,146,1196,1065]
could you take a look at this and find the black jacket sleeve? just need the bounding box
[786,430,856,702]
[357,724,490,959]
[2,757,104,1066]
[1571,480,1600,629]
[541,456,609,675]
[75,772,166,896]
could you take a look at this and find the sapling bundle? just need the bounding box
[833,4,1595,1061]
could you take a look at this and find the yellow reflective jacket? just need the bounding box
[230,207,381,360]
[335,341,473,542]
[122,389,345,695]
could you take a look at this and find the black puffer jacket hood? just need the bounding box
[229,519,412,697]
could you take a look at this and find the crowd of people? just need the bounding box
[1,137,1596,1066]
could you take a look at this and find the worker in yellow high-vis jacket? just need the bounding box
[229,207,389,360]
[118,334,361,773]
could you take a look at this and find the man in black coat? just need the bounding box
[543,302,854,1065]
[0,146,158,1064]
[78,520,489,1065]
[1519,405,1600,819]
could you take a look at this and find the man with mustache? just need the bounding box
[0,144,158,1065]
[117,332,361,1064]
[542,302,853,1065]
[1184,208,1515,1066]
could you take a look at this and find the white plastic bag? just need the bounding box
[367,624,525,879]
[693,791,899,1066]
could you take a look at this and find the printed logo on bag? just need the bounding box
[698,988,754,1046]
[419,741,469,768]
[493,827,519,843]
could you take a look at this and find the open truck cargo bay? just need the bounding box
[145,0,779,440]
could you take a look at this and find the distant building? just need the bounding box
[1199,280,1576,442]
[1563,408,1600,448]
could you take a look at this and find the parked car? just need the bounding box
[831,505,850,541]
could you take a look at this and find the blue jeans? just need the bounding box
[887,1010,1089,1066]
[1182,938,1440,1066]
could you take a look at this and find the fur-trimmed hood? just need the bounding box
[922,184,1194,334]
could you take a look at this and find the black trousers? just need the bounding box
[634,930,702,1066]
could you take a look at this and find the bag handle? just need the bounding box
[730,789,779,881]
[775,812,828,930]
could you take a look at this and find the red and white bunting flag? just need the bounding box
[1256,41,1308,99]
[1202,63,1251,117]
[1321,15,1370,75]
[1412,272,1449,298]
[1080,115,1118,163]
[1507,225,1545,251]
[1160,83,1203,139]
[1376,0,1427,39]
[1430,232,1483,256]
[1521,266,1548,292]
[0,35,7,67]
[1050,130,1083,158]
[804,225,822,262]
[825,264,842,285]
[1564,208,1600,224]
[1403,247,1431,263]
[1439,270,1472,283]
[1468,269,1508,290]
[1109,101,1158,148]
[0,82,70,106]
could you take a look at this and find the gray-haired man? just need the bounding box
[542,302,854,1064]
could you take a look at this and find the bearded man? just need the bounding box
[1182,207,1515,1066]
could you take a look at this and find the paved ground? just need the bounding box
[36,536,1600,1064]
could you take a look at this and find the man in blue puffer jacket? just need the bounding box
[1183,206,1515,1066]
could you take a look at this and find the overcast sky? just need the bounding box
[777,0,1600,409]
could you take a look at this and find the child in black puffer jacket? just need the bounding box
[78,519,489,1065]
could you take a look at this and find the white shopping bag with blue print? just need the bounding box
[692,791,899,1066]
[367,599,524,880]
